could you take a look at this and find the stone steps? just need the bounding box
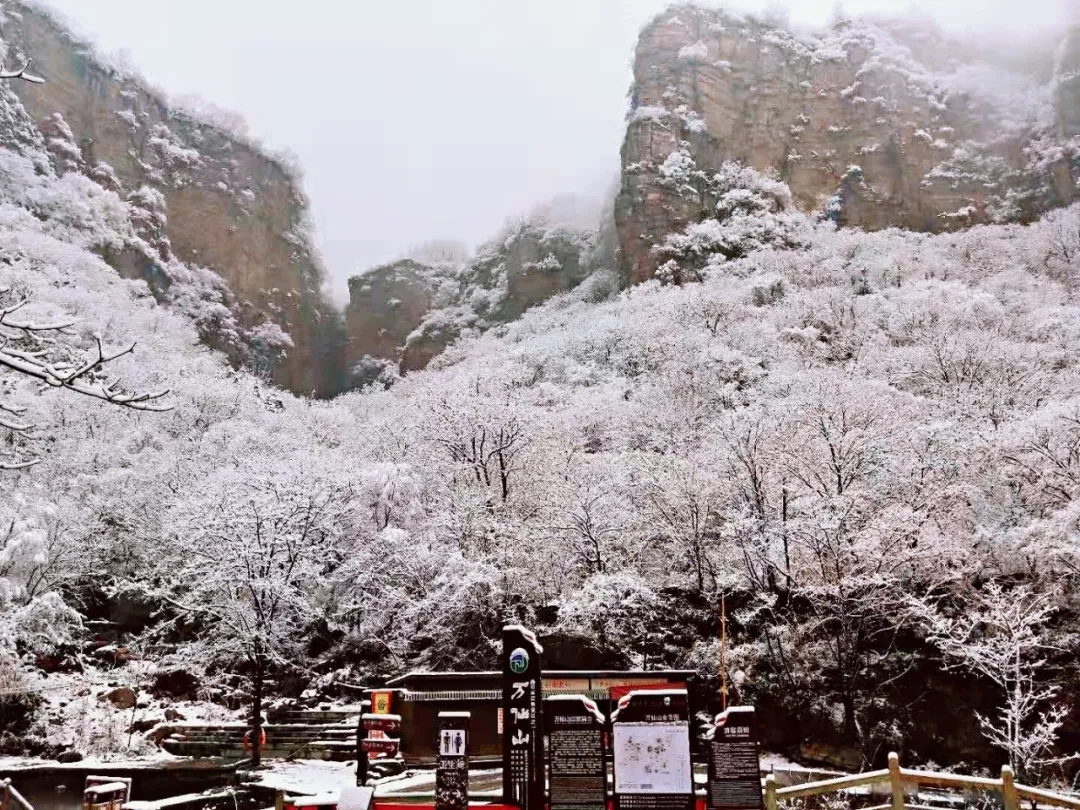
[167,730,354,737]
[160,720,357,761]
[166,730,354,734]
[168,735,353,746]
[271,710,363,725]
[160,741,345,761]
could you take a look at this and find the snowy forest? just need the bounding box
[2,0,1080,789]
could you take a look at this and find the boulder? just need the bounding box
[35,652,82,674]
[147,725,174,747]
[151,669,201,700]
[128,718,159,734]
[101,687,137,709]
[56,750,83,763]
[538,631,626,670]
[799,742,864,771]
[148,724,175,746]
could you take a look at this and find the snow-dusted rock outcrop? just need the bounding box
[617,5,1080,284]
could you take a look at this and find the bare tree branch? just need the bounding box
[0,60,44,84]
[0,288,173,469]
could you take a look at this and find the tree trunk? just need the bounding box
[251,652,265,768]
[781,484,792,588]
[841,691,857,741]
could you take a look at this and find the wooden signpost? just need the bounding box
[357,691,399,785]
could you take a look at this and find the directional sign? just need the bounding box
[363,713,402,733]
[361,737,400,755]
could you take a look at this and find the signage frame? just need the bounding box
[501,624,545,810]
[610,689,695,810]
[545,694,608,810]
[436,711,471,810]
[706,706,764,810]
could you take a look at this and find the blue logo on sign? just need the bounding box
[509,647,530,674]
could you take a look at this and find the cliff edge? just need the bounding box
[616,5,1080,284]
[1,2,345,395]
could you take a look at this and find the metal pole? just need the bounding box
[720,594,729,711]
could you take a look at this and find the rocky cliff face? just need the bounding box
[346,215,600,378]
[346,260,435,377]
[1,2,344,395]
[617,5,1080,284]
[22,0,1077,387]
[1059,26,1080,139]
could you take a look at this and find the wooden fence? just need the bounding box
[764,753,1080,810]
[0,779,34,810]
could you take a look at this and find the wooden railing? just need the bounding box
[0,779,35,810]
[764,753,1080,810]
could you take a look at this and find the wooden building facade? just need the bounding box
[382,670,695,765]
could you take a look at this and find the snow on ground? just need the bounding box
[249,764,505,799]
[0,753,178,770]
[250,761,358,796]
[125,793,241,810]
[19,667,241,759]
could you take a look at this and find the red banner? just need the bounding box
[608,682,686,701]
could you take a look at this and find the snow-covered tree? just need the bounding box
[913,582,1071,781]
[654,151,814,284]
[0,61,43,85]
[1,286,171,469]
[558,572,664,668]
[1035,206,1080,292]
[150,463,355,766]
[0,493,81,663]
[9,23,1080,769]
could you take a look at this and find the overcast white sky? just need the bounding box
[37,0,1074,297]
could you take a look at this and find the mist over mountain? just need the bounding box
[35,0,1080,291]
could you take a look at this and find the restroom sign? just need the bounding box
[441,728,467,757]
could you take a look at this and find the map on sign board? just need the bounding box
[613,722,693,795]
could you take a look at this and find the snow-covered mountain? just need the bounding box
[618,6,1080,283]
[0,0,346,396]
[3,0,1080,778]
